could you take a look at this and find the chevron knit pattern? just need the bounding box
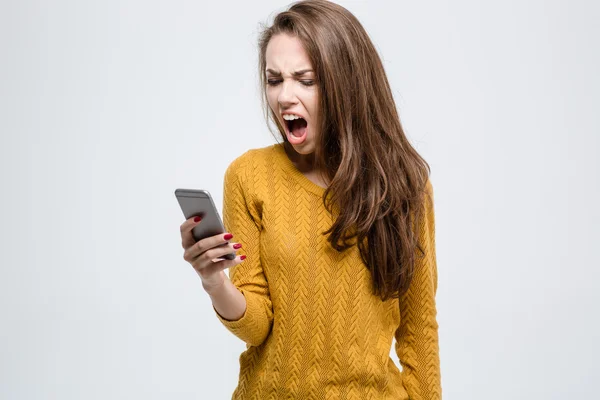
[213,143,441,399]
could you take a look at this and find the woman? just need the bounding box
[180,1,441,398]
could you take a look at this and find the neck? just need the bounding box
[284,142,316,173]
[283,141,331,187]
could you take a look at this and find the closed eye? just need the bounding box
[267,80,314,87]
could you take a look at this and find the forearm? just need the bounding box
[203,272,247,321]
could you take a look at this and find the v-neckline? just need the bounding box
[273,142,328,197]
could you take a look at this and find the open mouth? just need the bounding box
[286,117,308,137]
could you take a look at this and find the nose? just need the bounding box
[277,80,297,107]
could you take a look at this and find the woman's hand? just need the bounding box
[180,216,245,292]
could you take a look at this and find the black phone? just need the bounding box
[174,188,236,261]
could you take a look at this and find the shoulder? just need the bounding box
[414,177,435,227]
[425,176,434,194]
[425,177,434,202]
[225,144,279,176]
[224,143,280,185]
[422,178,436,232]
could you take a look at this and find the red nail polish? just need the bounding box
[240,255,246,261]
[233,243,242,249]
[194,216,202,223]
[224,233,233,240]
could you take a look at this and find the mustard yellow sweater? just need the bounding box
[213,142,441,399]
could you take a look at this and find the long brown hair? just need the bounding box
[257,0,433,301]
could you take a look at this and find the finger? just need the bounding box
[187,240,240,266]
[209,242,242,263]
[199,255,245,278]
[180,216,203,249]
[185,231,236,261]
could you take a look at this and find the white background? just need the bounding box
[1,0,598,399]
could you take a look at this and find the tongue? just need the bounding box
[290,118,307,137]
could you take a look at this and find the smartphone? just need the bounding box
[174,188,236,261]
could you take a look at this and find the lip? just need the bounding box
[281,110,306,120]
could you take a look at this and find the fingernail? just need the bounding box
[194,216,202,223]
[223,233,233,240]
[240,255,246,261]
[233,243,242,249]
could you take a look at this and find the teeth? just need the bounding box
[283,114,302,120]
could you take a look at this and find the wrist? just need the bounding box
[201,271,227,295]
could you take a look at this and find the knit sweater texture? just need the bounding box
[213,142,441,399]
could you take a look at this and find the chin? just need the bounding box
[293,145,314,154]
[287,139,315,154]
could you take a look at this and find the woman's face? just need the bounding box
[265,33,319,155]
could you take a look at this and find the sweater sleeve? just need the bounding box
[395,179,442,399]
[212,152,274,347]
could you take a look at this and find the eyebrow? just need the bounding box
[266,68,314,77]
